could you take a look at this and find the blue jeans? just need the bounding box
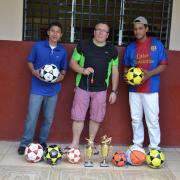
[20,94,58,147]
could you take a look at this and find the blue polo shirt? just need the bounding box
[28,40,68,96]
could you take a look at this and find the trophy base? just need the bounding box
[100,162,109,167]
[84,161,94,167]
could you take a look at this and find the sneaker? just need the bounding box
[18,146,26,155]
[133,143,143,148]
[148,147,161,151]
[40,143,47,151]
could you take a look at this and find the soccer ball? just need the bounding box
[67,147,81,163]
[39,64,59,83]
[146,149,165,168]
[24,143,43,163]
[126,145,146,165]
[125,67,144,86]
[43,145,63,165]
[112,151,127,167]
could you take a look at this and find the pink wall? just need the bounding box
[0,40,180,147]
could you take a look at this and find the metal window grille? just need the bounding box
[23,0,173,48]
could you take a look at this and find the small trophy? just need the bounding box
[100,135,112,167]
[84,136,94,167]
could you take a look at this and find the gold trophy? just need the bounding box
[100,135,112,167]
[84,136,94,167]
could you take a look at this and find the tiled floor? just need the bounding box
[0,141,179,180]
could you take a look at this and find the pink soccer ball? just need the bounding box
[67,147,81,163]
[24,143,44,163]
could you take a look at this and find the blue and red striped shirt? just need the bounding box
[123,37,168,93]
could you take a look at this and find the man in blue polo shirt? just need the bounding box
[18,22,68,155]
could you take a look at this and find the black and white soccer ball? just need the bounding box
[40,64,60,83]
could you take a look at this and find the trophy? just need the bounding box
[100,135,112,167]
[84,136,94,167]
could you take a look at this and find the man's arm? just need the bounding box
[124,67,129,74]
[56,51,68,82]
[69,58,94,75]
[109,65,119,104]
[111,66,119,92]
[56,70,67,82]
[143,64,167,82]
[123,66,130,82]
[142,40,168,82]
[69,58,84,74]
[27,62,41,79]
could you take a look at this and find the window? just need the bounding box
[23,0,173,48]
[123,0,173,48]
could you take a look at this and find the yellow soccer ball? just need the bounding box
[125,67,144,86]
[146,149,165,168]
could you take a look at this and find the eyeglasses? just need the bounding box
[95,29,109,34]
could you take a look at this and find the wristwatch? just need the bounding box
[111,90,118,95]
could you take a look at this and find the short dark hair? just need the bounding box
[95,22,110,32]
[47,21,63,32]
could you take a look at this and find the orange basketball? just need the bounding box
[126,145,146,166]
[130,150,146,165]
